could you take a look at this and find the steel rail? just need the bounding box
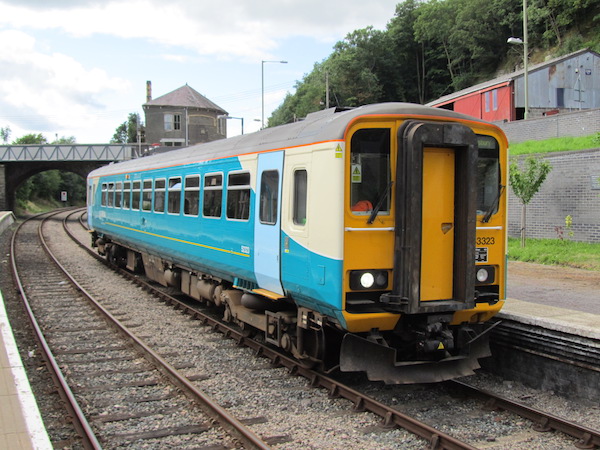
[10,210,102,449]
[61,210,270,450]
[73,208,600,449]
[448,380,600,449]
[66,210,475,450]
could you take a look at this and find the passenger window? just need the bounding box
[122,181,131,209]
[203,174,223,218]
[132,181,141,210]
[154,179,166,213]
[227,172,250,220]
[115,182,122,208]
[142,180,152,211]
[101,183,107,206]
[168,177,182,214]
[349,128,391,215]
[107,183,115,207]
[293,170,307,225]
[184,176,200,216]
[259,170,279,225]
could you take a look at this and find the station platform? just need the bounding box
[0,289,52,449]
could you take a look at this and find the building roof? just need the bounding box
[144,84,227,113]
[427,48,599,107]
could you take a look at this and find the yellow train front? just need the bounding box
[337,107,507,383]
[88,103,507,384]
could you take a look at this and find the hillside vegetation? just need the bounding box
[270,0,600,127]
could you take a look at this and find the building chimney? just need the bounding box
[146,81,152,102]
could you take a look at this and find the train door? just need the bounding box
[254,151,285,295]
[386,121,478,314]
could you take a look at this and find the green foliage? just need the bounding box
[13,133,48,145]
[509,155,552,205]
[510,134,600,155]
[111,112,144,144]
[508,237,600,270]
[267,0,598,126]
[0,126,10,143]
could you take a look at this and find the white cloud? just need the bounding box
[0,0,394,61]
[0,29,130,141]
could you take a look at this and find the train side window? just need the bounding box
[184,175,200,216]
[168,177,182,214]
[122,181,131,209]
[154,179,166,213]
[101,183,107,206]
[203,173,223,218]
[107,183,115,207]
[142,180,152,211]
[476,136,501,217]
[349,128,391,215]
[227,172,250,220]
[132,181,141,210]
[260,170,279,225]
[293,169,307,226]
[115,182,122,208]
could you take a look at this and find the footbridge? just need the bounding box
[0,144,136,210]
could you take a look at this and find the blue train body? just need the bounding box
[88,103,508,383]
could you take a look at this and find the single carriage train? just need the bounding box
[87,103,508,384]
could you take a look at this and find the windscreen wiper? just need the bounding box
[481,184,505,223]
[367,181,393,224]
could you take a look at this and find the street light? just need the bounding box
[508,0,529,119]
[262,60,288,128]
[218,115,244,135]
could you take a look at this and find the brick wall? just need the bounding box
[496,108,600,143]
[508,149,600,243]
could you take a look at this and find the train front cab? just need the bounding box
[339,116,507,383]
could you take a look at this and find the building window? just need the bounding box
[184,176,200,216]
[293,170,307,226]
[484,92,490,113]
[168,177,182,214]
[154,179,166,213]
[203,173,222,218]
[164,113,181,131]
[492,89,498,111]
[226,172,250,220]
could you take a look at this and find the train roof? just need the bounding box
[89,102,489,177]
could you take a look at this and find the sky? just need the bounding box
[0,0,398,143]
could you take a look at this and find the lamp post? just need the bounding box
[218,115,244,136]
[262,60,287,128]
[508,0,529,119]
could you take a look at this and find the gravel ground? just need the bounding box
[2,214,599,449]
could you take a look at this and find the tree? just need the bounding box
[13,133,48,145]
[509,155,552,247]
[111,113,144,144]
[1,126,10,143]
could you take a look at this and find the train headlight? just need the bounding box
[350,270,389,290]
[475,266,495,284]
[360,272,375,289]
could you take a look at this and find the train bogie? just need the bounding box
[88,103,508,383]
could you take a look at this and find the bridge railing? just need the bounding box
[0,145,133,162]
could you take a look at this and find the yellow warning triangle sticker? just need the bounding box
[437,342,445,350]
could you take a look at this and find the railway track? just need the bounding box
[60,208,600,449]
[10,210,269,449]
